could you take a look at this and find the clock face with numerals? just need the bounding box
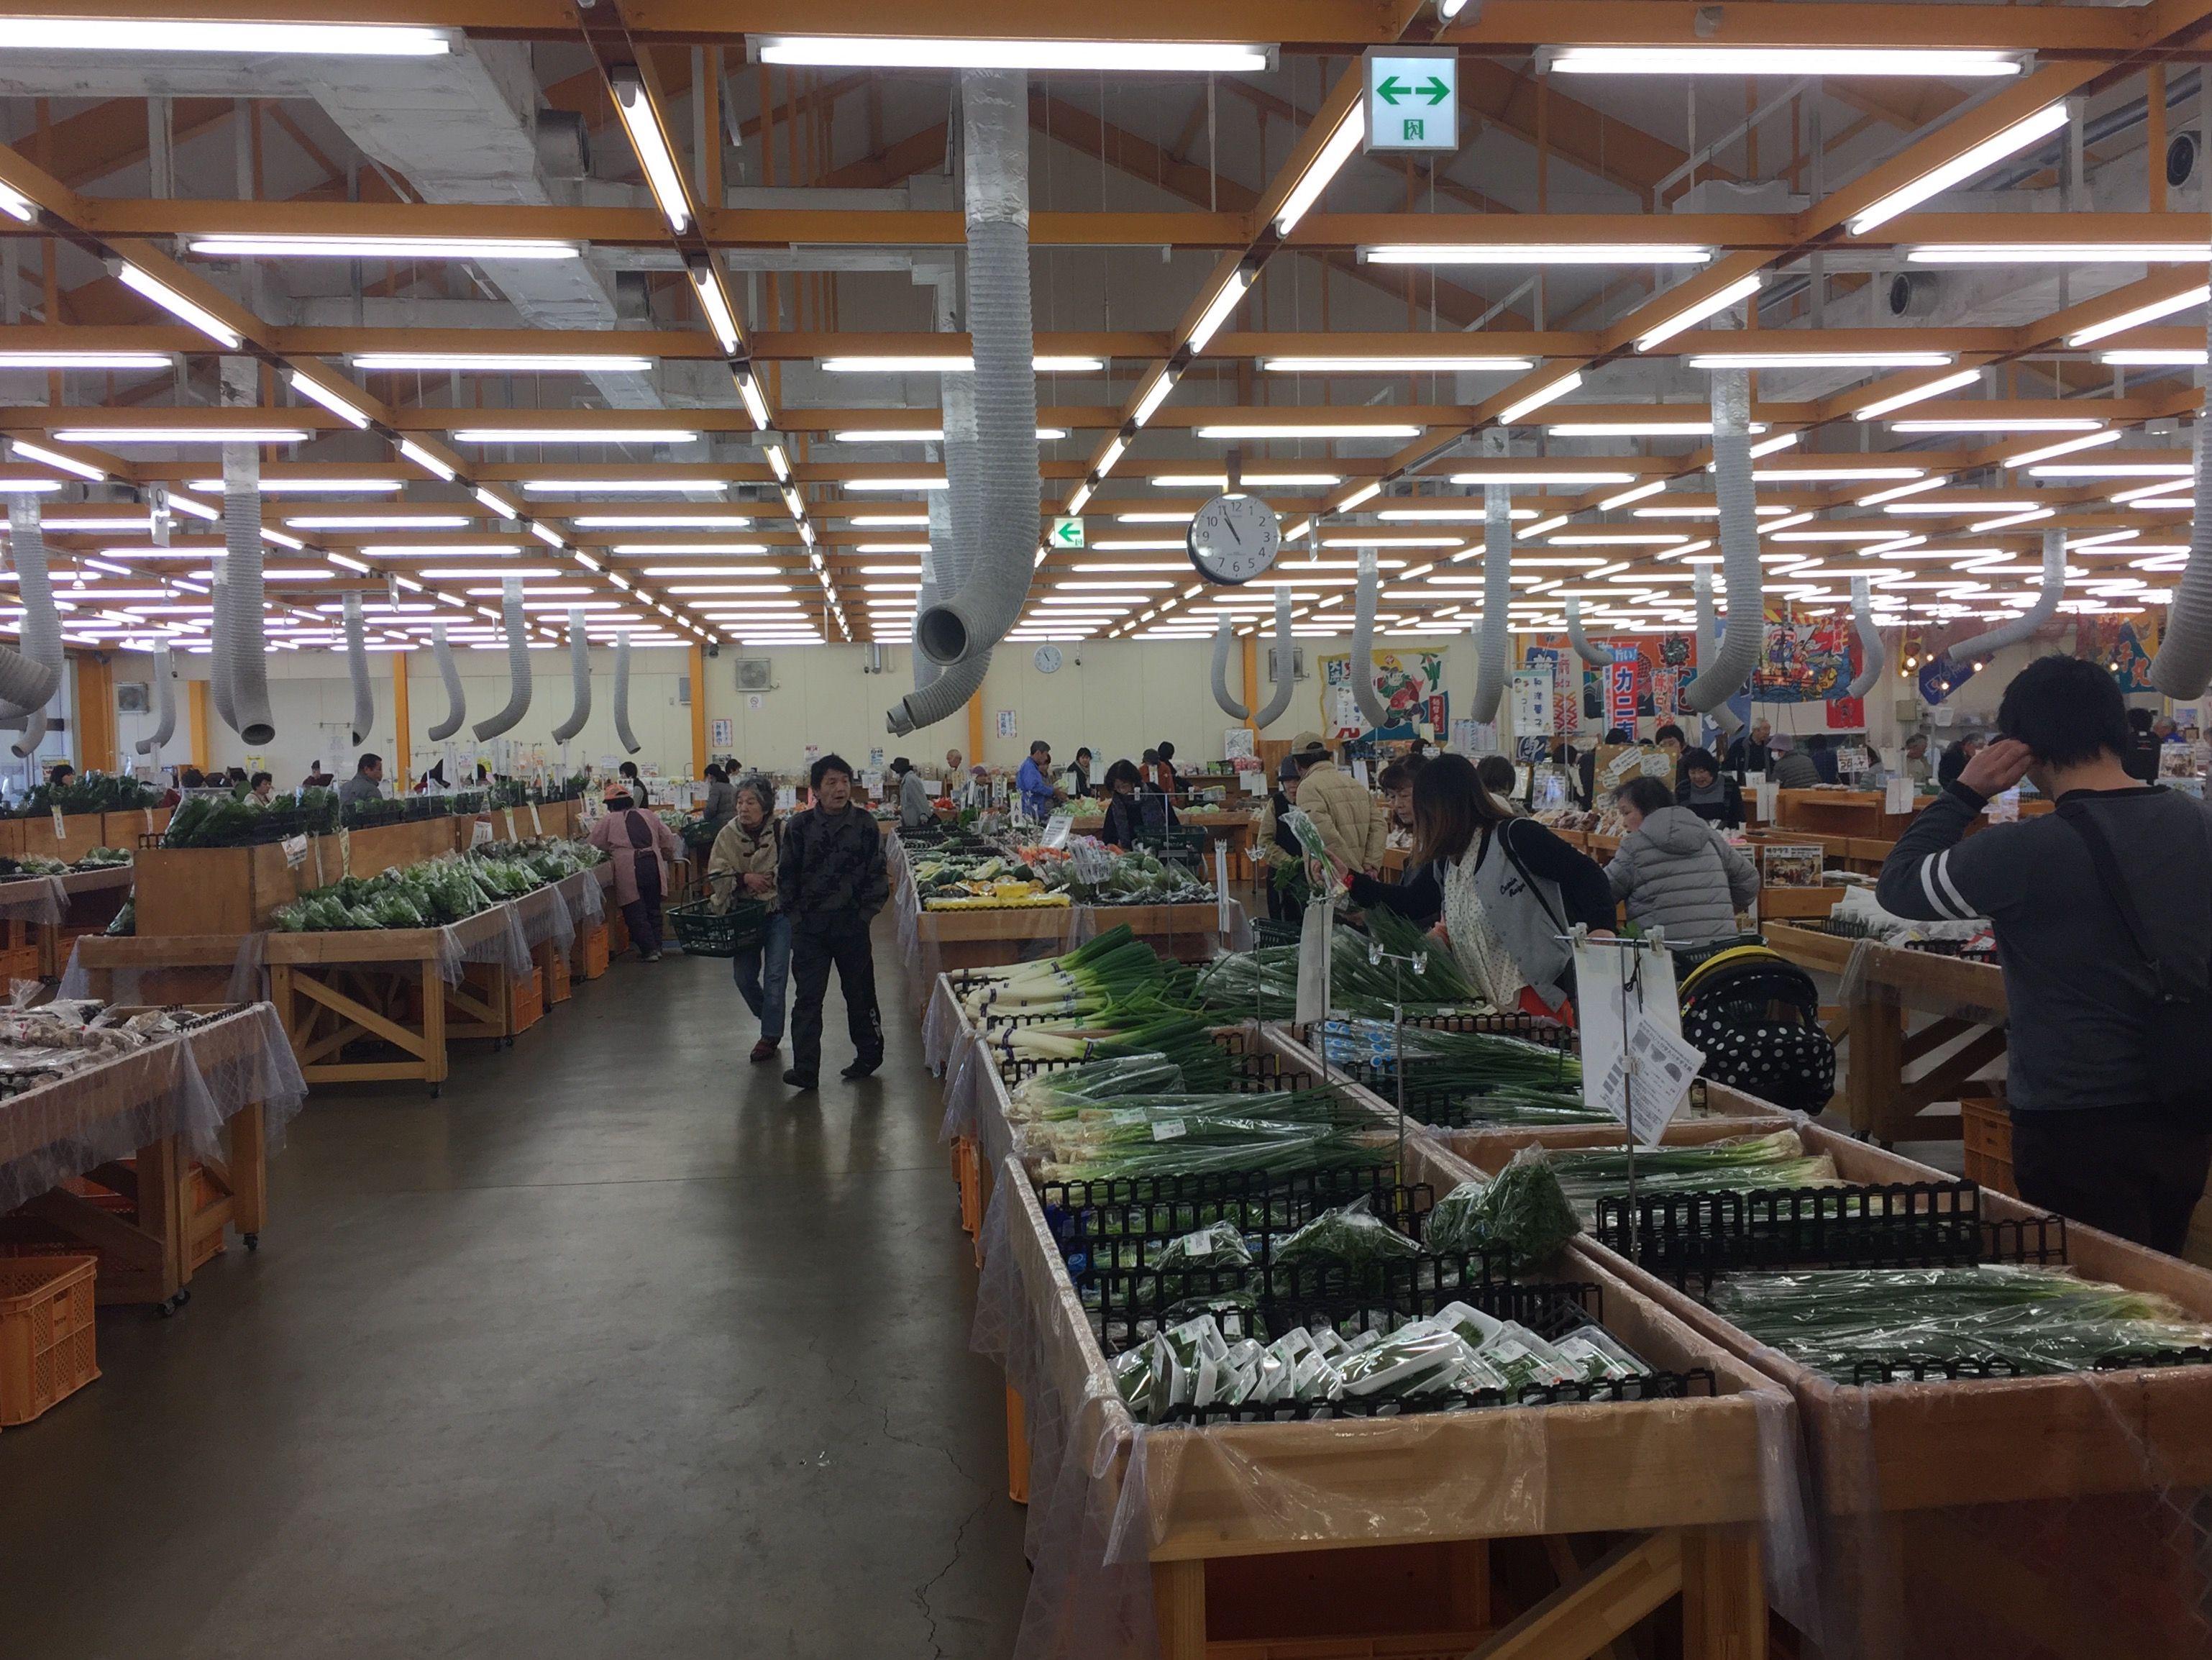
[1187,491,1281,585]
[1033,644,1063,674]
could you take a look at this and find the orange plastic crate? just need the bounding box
[574,920,610,980]
[0,942,40,985]
[0,1254,99,1425]
[508,967,544,1034]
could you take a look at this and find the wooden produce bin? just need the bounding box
[133,812,478,937]
[915,903,1073,975]
[45,865,135,976]
[104,805,171,847]
[1082,900,1235,964]
[1774,789,1911,842]
[1757,883,1841,921]
[1589,1123,2212,1660]
[0,811,105,862]
[992,1135,1778,1660]
[1766,921,2005,1144]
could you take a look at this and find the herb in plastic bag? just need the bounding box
[1424,1147,1581,1267]
[1271,1194,1423,1275]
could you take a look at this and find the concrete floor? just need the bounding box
[0,919,1030,1659]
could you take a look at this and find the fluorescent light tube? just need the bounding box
[1859,475,1951,506]
[1599,481,1667,511]
[688,259,743,354]
[10,439,103,482]
[0,350,168,370]
[1339,482,1384,511]
[1847,104,2069,235]
[1749,433,1801,458]
[1690,351,1953,369]
[1907,243,2208,265]
[821,355,1104,373]
[611,66,693,235]
[288,368,373,430]
[452,428,699,444]
[1496,370,1584,424]
[1274,105,1365,236]
[1185,270,1253,353]
[1150,472,1340,487]
[1130,373,1178,428]
[473,486,518,518]
[286,514,471,530]
[1362,243,1710,265]
[733,368,772,430]
[754,37,1273,72]
[0,19,451,53]
[1635,273,1765,352]
[1194,423,1422,439]
[398,439,457,482]
[352,352,654,373]
[2098,349,2207,366]
[2004,429,2122,468]
[191,235,573,260]
[2067,286,2211,347]
[1097,435,1130,477]
[1754,465,1927,481]
[52,427,308,444]
[193,476,405,493]
[1260,354,1533,373]
[1893,416,2103,434]
[570,514,754,528]
[1450,469,1636,485]
[840,477,946,492]
[115,263,241,348]
[1851,370,1983,420]
[1548,46,2023,77]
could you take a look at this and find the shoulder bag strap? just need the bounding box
[1491,818,1568,936]
[2057,800,2172,990]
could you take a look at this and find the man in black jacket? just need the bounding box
[777,752,890,1090]
[1877,656,2212,1252]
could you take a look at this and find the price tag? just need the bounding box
[471,820,493,847]
[1884,775,1916,814]
[281,833,309,870]
[1594,1010,1706,1146]
[529,803,543,836]
[143,808,154,833]
[503,808,517,840]
[1151,1118,1187,1142]
[50,807,63,837]
[1177,1228,1215,1258]
[339,826,352,877]
[1215,841,1231,939]
[1041,811,1074,849]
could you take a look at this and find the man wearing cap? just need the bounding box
[1285,732,1383,877]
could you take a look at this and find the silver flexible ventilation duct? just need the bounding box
[889,302,992,733]
[2153,321,2212,696]
[1942,528,2066,674]
[551,608,591,743]
[1694,565,1744,739]
[1683,368,1762,715]
[1348,550,1395,731]
[1251,587,1297,729]
[209,556,235,735]
[220,442,275,746]
[1470,470,1513,724]
[1847,574,1886,700]
[6,497,64,757]
[0,498,63,730]
[1210,618,1249,720]
[613,630,641,754]
[471,576,531,740]
[343,590,374,745]
[426,623,466,742]
[910,68,1038,675]
[1565,597,1610,667]
[135,641,175,756]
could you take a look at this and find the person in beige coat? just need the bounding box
[1286,732,1384,876]
[706,775,791,1063]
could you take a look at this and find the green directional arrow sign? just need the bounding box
[1050,516,1085,549]
[1363,50,1457,152]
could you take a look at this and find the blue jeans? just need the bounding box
[733,911,792,1042]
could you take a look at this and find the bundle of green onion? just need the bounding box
[1006,1054,1189,1123]
[1709,1264,2212,1380]
[987,1015,1235,1092]
[1030,1088,1387,1184]
[1545,1128,1840,1222]
[1192,920,1494,1021]
[959,926,1171,1020]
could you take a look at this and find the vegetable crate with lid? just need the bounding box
[1454,1117,2212,1659]
[979,1125,1785,1660]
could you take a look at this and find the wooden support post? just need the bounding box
[1153,1560,1206,1660]
[1680,1524,1766,1660]
[1469,1531,1681,1660]
[188,677,211,771]
[71,651,115,772]
[689,642,708,778]
[2149,65,2169,214]
[421,954,448,1085]
[226,1098,267,1239]
[1005,1383,1029,1503]
[967,688,984,764]
[1845,981,1904,1141]
[133,1129,186,1303]
[391,647,411,789]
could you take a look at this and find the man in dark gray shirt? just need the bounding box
[336,753,383,808]
[1878,655,2212,1253]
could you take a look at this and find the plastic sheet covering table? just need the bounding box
[0,1003,306,1309]
[0,872,66,929]
[977,1130,1794,1660]
[1590,1125,2212,1660]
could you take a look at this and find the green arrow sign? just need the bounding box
[1050,516,1085,549]
[1418,76,1450,105]
[1364,51,1458,152]
[1377,75,1408,105]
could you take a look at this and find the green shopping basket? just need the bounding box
[667,898,766,957]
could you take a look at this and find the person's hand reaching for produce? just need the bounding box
[1959,736,2034,798]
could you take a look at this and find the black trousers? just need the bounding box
[788,916,882,1077]
[2011,1111,2212,1256]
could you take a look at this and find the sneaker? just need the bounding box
[839,1054,883,1082]
[750,1039,779,1064]
[643,951,663,962]
[782,1068,818,1090]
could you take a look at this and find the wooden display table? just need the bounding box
[1080,900,1242,963]
[914,904,1074,972]
[1757,883,1840,921]
[1766,921,2003,1143]
[0,1004,296,1311]
[1774,788,1914,842]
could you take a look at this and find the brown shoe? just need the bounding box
[750,1039,779,1064]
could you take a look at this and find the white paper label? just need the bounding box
[529,803,543,835]
[471,820,493,847]
[503,808,517,840]
[1151,1118,1187,1142]
[50,807,63,836]
[1041,812,1074,849]
[339,826,352,877]
[1215,841,1231,938]
[1178,1228,1214,1258]
[1884,775,1915,814]
[1594,1013,1705,1146]
[281,833,309,869]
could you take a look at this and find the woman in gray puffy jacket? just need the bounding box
[1605,775,1758,945]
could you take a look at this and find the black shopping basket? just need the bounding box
[667,898,766,957]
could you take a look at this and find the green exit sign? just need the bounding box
[1363,48,1458,153]
[1049,516,1086,549]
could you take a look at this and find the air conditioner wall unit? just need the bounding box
[735,657,776,691]
[1266,645,1309,685]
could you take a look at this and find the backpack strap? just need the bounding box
[2057,799,2172,989]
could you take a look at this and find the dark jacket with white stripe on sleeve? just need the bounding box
[1873,778,2212,1114]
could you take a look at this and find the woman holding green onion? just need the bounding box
[1407,754,1616,1021]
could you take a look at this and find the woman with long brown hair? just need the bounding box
[1409,753,1615,1018]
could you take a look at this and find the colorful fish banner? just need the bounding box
[1320,649,1448,740]
[1753,602,1860,705]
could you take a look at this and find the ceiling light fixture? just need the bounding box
[9,439,102,482]
[287,368,373,430]
[1361,243,1711,266]
[1259,354,1533,373]
[1906,243,2210,265]
[2066,285,2212,347]
[1274,104,1365,236]
[0,19,452,53]
[1496,370,1585,425]
[1194,422,1423,439]
[688,259,744,355]
[191,235,574,261]
[2005,429,2124,468]
[397,440,457,482]
[1891,416,2103,434]
[820,354,1104,374]
[0,350,169,370]
[1846,103,2070,234]
[52,426,307,444]
[2097,348,2207,367]
[1186,268,1255,353]
[611,65,693,234]
[1547,46,2023,76]
[1635,272,1765,352]
[1852,370,1984,421]
[452,427,700,445]
[113,263,241,348]
[753,36,1274,72]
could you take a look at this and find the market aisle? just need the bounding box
[0,918,1028,1659]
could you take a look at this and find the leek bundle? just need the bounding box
[987,1015,1234,1092]
[1548,1128,1839,1222]
[961,926,1173,1019]
[1031,1087,1386,1184]
[1006,1054,1188,1122]
[1709,1264,2212,1380]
